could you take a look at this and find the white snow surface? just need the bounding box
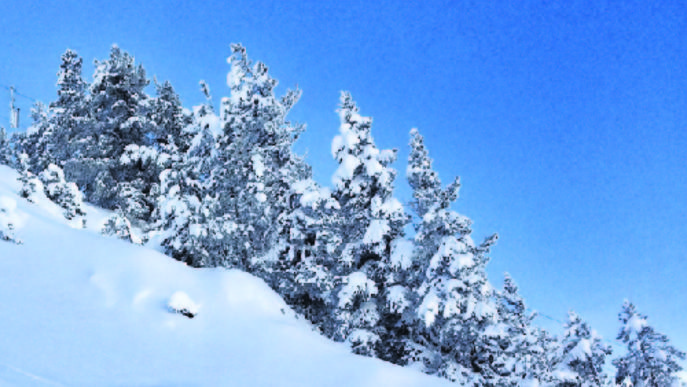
[0,165,452,387]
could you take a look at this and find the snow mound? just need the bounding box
[168,291,200,318]
[0,165,452,387]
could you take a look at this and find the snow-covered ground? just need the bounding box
[0,165,452,386]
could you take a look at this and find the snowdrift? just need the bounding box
[0,165,452,386]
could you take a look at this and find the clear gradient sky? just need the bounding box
[1,0,685,366]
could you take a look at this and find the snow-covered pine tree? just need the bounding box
[328,92,410,358]
[205,44,308,271]
[50,49,89,168]
[554,310,613,387]
[114,79,191,223]
[613,300,685,387]
[0,127,11,166]
[407,128,502,384]
[377,237,426,365]
[330,92,407,267]
[273,178,341,328]
[493,273,555,385]
[73,45,156,218]
[407,128,442,221]
[156,85,222,267]
[23,102,54,174]
[149,80,191,155]
[17,153,41,203]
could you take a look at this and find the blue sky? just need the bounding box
[2,0,686,365]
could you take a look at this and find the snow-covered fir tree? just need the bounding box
[17,153,41,203]
[116,80,188,222]
[493,273,556,385]
[156,87,222,267]
[554,310,612,387]
[328,92,410,359]
[0,127,11,166]
[23,102,54,174]
[407,128,502,385]
[158,44,309,273]
[49,49,89,169]
[70,45,157,220]
[273,178,341,327]
[203,44,309,270]
[613,300,685,387]
[149,79,191,154]
[407,128,442,220]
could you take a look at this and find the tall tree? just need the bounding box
[24,102,53,173]
[613,301,685,387]
[148,79,190,154]
[204,44,309,270]
[494,273,555,385]
[50,49,88,168]
[75,45,154,215]
[156,83,222,267]
[408,128,501,384]
[556,310,612,387]
[273,177,341,328]
[0,127,11,166]
[328,92,409,358]
[17,153,40,203]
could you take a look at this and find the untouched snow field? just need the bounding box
[0,165,452,386]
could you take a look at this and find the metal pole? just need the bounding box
[9,86,19,129]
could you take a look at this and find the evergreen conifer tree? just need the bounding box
[273,178,341,328]
[156,82,220,267]
[77,45,156,217]
[206,44,309,270]
[24,102,53,174]
[17,153,41,203]
[407,128,502,384]
[556,310,612,387]
[328,92,409,358]
[149,80,191,154]
[613,301,685,387]
[0,127,11,166]
[493,273,555,385]
[50,49,88,168]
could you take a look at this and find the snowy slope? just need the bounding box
[0,165,453,387]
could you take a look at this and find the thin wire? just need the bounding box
[1,84,39,103]
[529,308,626,350]
[0,84,41,130]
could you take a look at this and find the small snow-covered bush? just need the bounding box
[40,164,86,221]
[167,291,199,318]
[347,328,379,357]
[0,196,22,244]
[101,211,142,245]
[17,154,42,203]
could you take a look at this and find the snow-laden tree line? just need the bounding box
[0,45,684,386]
